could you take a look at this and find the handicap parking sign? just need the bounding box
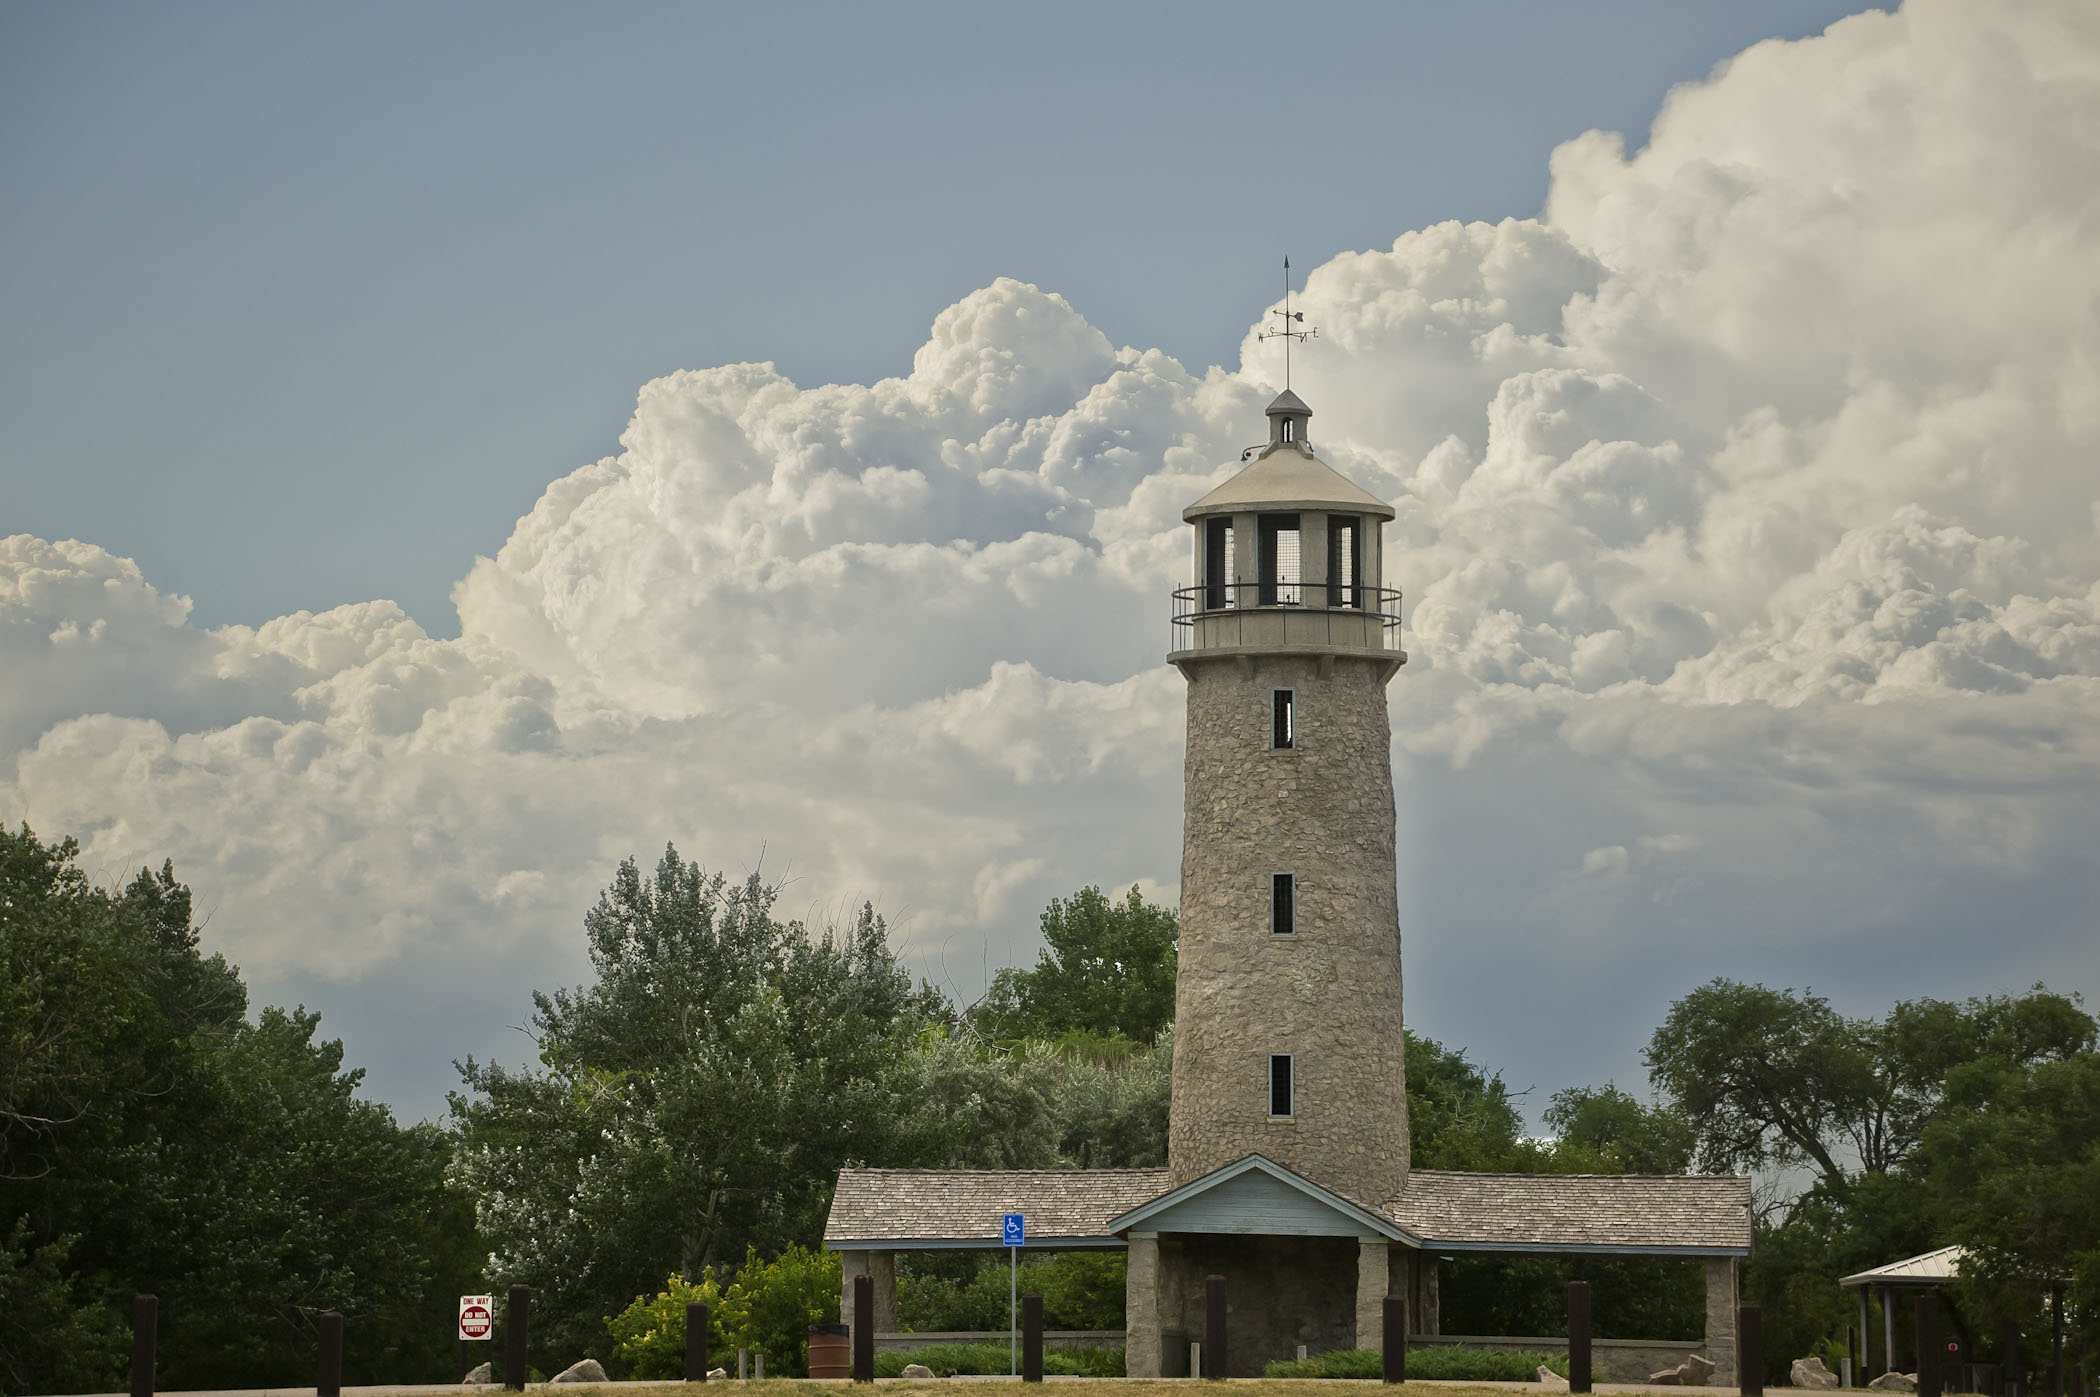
[1002,1212,1025,1246]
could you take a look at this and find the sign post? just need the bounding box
[459,1294,493,1378]
[1002,1214,1026,1377]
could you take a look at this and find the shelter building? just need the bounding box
[824,392,1753,1376]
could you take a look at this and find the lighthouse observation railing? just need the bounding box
[1169,582,1403,654]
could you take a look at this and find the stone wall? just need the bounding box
[1413,1335,1720,1385]
[1155,1232,1362,1377]
[1169,651,1409,1208]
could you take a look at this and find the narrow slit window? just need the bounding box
[1269,1053,1294,1118]
[1271,872,1295,935]
[1271,689,1295,749]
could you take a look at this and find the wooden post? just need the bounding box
[852,1273,874,1383]
[317,1310,343,1397]
[505,1284,530,1391]
[2005,1317,2023,1397]
[1382,1294,1407,1384]
[1569,1281,1593,1394]
[1739,1304,1763,1397]
[2050,1289,2064,1397]
[1917,1296,1942,1397]
[1205,1274,1227,1379]
[687,1301,710,1381]
[1022,1293,1044,1382]
[130,1295,156,1397]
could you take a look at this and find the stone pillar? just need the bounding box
[839,1252,898,1352]
[1421,1256,1440,1336]
[1357,1240,1390,1350]
[1126,1233,1163,1378]
[1705,1257,1739,1387]
[869,1251,898,1334]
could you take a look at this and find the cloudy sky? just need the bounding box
[6,0,2098,1127]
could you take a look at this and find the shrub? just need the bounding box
[896,1251,1125,1331]
[1263,1346,1573,1380]
[873,1342,1124,1377]
[606,1243,840,1378]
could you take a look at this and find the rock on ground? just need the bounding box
[900,1363,936,1378]
[1539,1365,1570,1388]
[463,1362,493,1384]
[1869,1373,1919,1392]
[1649,1370,1682,1386]
[1793,1356,1842,1389]
[1683,1353,1718,1383]
[551,1358,608,1383]
[707,1369,728,1381]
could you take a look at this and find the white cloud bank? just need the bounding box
[6,0,2098,1119]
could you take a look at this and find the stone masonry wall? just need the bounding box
[1169,651,1409,1208]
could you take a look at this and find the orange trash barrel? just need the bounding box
[809,1324,851,1379]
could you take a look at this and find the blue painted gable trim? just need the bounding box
[1106,1154,1418,1244]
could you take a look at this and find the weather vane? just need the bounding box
[1256,255,1317,390]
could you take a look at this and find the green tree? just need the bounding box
[1405,1032,1528,1170]
[0,824,475,1392]
[974,886,1177,1045]
[1543,1084,1696,1175]
[451,845,947,1370]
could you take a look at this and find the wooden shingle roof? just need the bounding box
[1383,1169,1753,1255]
[825,1168,1168,1249]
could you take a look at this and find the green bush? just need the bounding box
[1263,1346,1573,1380]
[896,1251,1126,1331]
[872,1342,1124,1377]
[605,1243,840,1378]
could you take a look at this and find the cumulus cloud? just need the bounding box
[4,0,2097,1119]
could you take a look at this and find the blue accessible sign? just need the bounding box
[1003,1212,1025,1246]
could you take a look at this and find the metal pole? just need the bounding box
[317,1310,343,1397]
[852,1274,874,1384]
[1205,1274,1227,1380]
[1382,1294,1407,1384]
[505,1284,530,1392]
[1568,1281,1593,1394]
[1010,1244,1018,1376]
[130,1295,157,1397]
[1739,1304,1763,1397]
[687,1301,710,1382]
[1022,1293,1043,1383]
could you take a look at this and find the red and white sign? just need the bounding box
[459,1295,494,1341]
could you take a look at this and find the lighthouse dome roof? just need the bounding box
[1182,445,1395,523]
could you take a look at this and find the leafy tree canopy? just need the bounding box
[972,885,1177,1045]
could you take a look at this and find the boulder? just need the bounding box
[464,1362,493,1384]
[1538,1365,1570,1387]
[1792,1357,1841,1389]
[552,1358,609,1383]
[1683,1353,1718,1384]
[708,1369,728,1382]
[1868,1373,1917,1393]
[901,1363,936,1378]
[1649,1371,1683,1386]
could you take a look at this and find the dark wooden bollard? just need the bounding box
[1382,1294,1408,1384]
[687,1301,710,1381]
[1739,1304,1763,1397]
[1022,1293,1044,1382]
[2004,1319,2023,1397]
[318,1310,343,1397]
[852,1273,874,1383]
[1917,1296,1942,1397]
[505,1284,530,1392]
[1568,1281,1593,1394]
[1205,1274,1227,1379]
[130,1294,157,1397]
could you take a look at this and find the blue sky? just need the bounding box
[6,1,1881,636]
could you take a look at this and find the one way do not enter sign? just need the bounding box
[459,1295,494,1341]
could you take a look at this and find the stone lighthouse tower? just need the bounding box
[1166,388,1409,1210]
